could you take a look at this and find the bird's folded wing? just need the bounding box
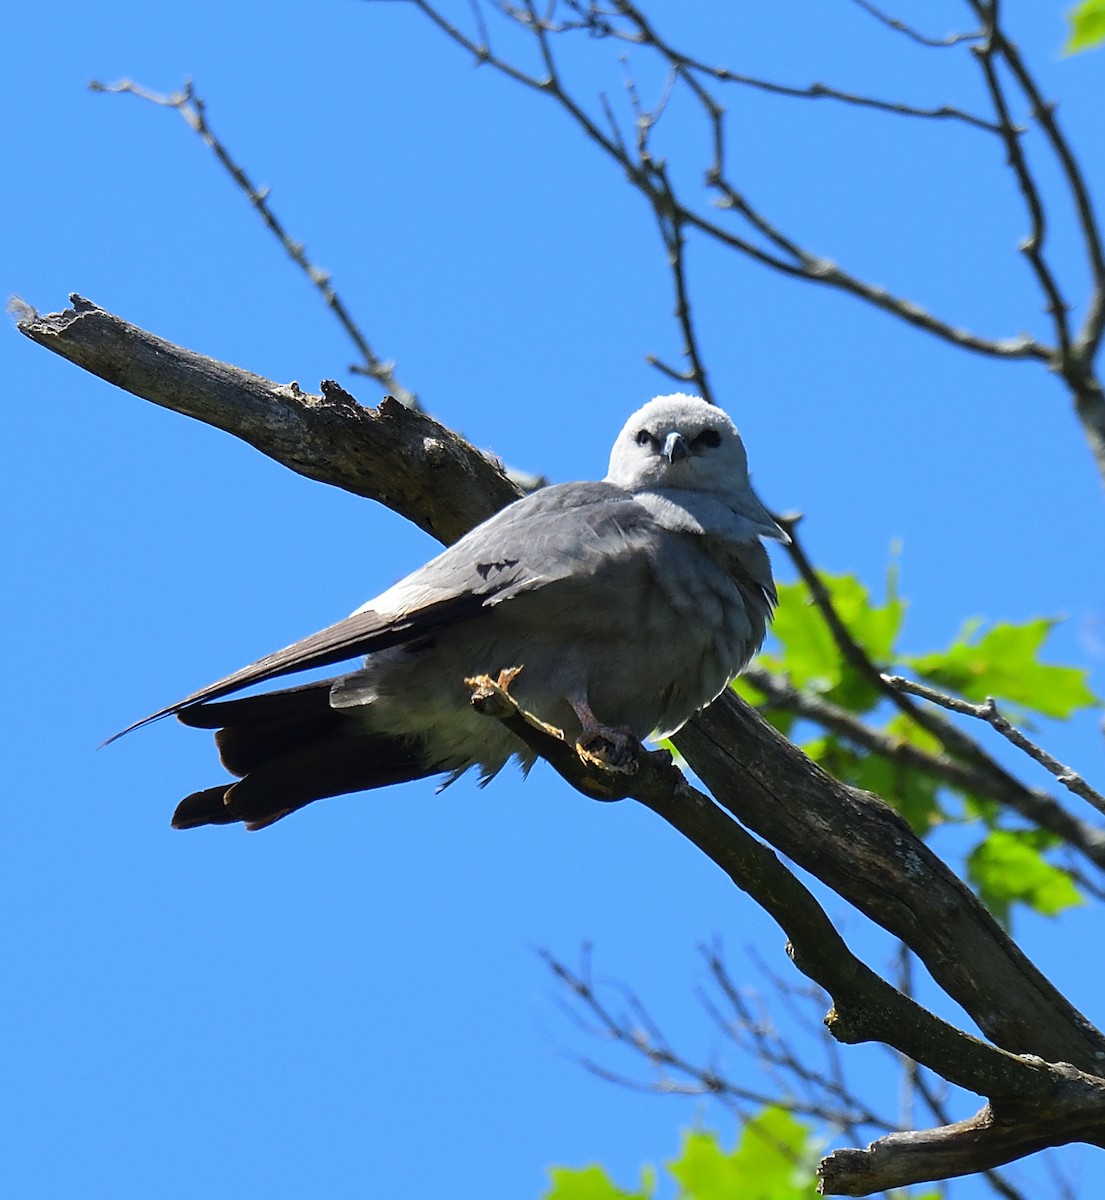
[109,481,654,744]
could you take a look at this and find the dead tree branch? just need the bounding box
[467,674,1105,1195]
[14,295,518,544]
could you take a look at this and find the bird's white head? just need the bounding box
[605,394,787,542]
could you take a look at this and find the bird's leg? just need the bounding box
[570,698,640,775]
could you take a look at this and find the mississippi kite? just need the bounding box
[119,394,786,829]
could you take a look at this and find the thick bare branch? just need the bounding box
[472,676,1105,1193]
[466,677,1059,1097]
[675,690,1105,1072]
[14,296,519,544]
[820,1075,1105,1195]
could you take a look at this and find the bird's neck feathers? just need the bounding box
[632,487,783,546]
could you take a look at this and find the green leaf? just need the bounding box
[905,618,1097,719]
[1066,0,1105,52]
[668,1111,817,1200]
[967,829,1084,925]
[760,580,845,691]
[543,1163,651,1200]
[761,573,904,713]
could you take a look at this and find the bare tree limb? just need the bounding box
[676,690,1105,1072]
[909,1060,1034,1200]
[14,295,519,544]
[819,1079,1105,1196]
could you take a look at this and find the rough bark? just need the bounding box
[15,294,522,544]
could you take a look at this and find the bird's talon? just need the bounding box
[576,727,640,775]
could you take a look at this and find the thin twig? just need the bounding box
[883,675,1105,819]
[577,0,999,129]
[705,946,897,1133]
[970,14,1072,360]
[405,0,1054,369]
[969,0,1105,360]
[849,0,984,48]
[89,77,419,404]
[653,171,715,404]
[543,947,894,1133]
[743,666,1105,869]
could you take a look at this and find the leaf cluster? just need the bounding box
[544,1108,938,1200]
[735,569,1096,924]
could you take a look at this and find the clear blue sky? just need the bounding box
[5,2,1104,1197]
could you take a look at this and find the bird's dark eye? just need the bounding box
[635,429,654,447]
[693,429,721,449]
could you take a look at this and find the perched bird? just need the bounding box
[118,394,786,830]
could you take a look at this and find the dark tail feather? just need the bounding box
[172,684,444,831]
[179,681,342,776]
[172,786,241,830]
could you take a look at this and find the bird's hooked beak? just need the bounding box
[662,431,690,463]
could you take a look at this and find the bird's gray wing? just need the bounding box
[371,481,654,615]
[111,481,645,742]
[106,591,493,742]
